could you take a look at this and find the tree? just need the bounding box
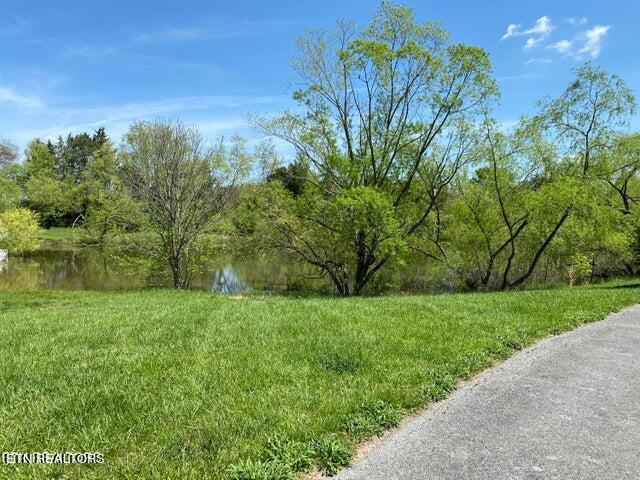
[566,253,592,286]
[540,62,635,176]
[0,157,22,213]
[0,208,41,254]
[51,127,109,183]
[81,141,144,239]
[444,64,636,290]
[444,117,577,290]
[0,141,18,168]
[252,2,496,295]
[266,157,311,196]
[23,131,111,227]
[255,138,284,181]
[120,119,251,288]
[24,139,56,178]
[598,133,640,215]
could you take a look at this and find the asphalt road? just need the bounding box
[333,305,640,480]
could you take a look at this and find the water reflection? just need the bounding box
[0,247,443,294]
[0,248,324,293]
[0,250,7,273]
[210,265,249,293]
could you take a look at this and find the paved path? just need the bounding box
[334,306,640,480]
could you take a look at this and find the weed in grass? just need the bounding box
[310,436,352,476]
[263,434,313,472]
[228,458,295,480]
[489,330,528,357]
[420,368,458,402]
[340,400,403,439]
[318,352,364,374]
[457,351,493,377]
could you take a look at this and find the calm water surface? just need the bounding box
[0,248,323,293]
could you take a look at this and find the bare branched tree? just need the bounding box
[121,119,250,288]
[0,141,18,169]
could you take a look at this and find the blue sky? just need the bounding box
[1,0,639,154]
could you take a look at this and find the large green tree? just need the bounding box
[253,2,496,295]
[444,64,636,290]
[23,129,110,227]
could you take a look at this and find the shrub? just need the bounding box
[0,208,41,254]
[567,253,592,286]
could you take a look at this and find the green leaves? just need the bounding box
[539,61,636,175]
[251,2,498,294]
[0,208,41,254]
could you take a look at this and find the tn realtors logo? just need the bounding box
[2,452,104,464]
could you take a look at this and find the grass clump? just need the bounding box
[318,351,364,374]
[263,435,313,472]
[228,459,294,480]
[310,436,352,476]
[340,400,403,439]
[420,368,458,402]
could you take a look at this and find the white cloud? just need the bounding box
[500,16,554,49]
[496,73,542,82]
[501,16,554,39]
[547,40,573,54]
[0,86,43,109]
[501,24,519,40]
[523,57,553,66]
[135,26,243,43]
[578,25,610,58]
[62,43,120,59]
[524,16,554,37]
[565,17,587,26]
[525,37,544,49]
[135,20,295,44]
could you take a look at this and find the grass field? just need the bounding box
[37,227,88,249]
[1,279,639,479]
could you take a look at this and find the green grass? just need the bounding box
[37,227,88,249]
[0,278,639,479]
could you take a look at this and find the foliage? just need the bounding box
[120,119,251,288]
[252,3,496,295]
[566,253,592,286]
[0,171,21,212]
[0,140,18,168]
[0,208,41,254]
[309,436,352,476]
[539,62,636,175]
[266,158,310,196]
[441,63,637,290]
[23,131,115,227]
[24,174,81,227]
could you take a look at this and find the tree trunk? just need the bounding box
[170,255,182,288]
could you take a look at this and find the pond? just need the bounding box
[0,248,327,293]
[0,246,446,293]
